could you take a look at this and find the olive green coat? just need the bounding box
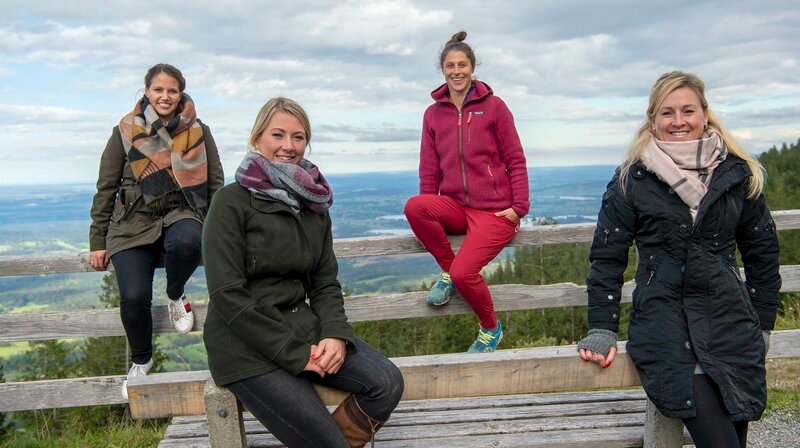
[202,182,356,386]
[89,123,224,256]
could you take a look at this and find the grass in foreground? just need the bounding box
[0,417,166,448]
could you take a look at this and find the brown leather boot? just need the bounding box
[331,393,387,448]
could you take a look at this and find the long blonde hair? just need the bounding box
[619,71,764,198]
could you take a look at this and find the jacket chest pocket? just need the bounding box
[245,213,304,276]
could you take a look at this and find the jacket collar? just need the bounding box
[695,156,751,226]
[430,79,493,104]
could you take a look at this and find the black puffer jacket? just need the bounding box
[587,155,781,421]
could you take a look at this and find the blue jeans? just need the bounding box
[227,337,404,448]
[111,218,202,364]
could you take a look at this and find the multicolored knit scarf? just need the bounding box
[118,94,208,212]
[235,152,333,214]
[641,131,727,222]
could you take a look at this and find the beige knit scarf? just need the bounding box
[641,132,727,222]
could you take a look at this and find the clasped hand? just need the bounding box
[303,338,346,377]
[578,346,617,368]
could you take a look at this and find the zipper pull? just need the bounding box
[467,111,473,124]
[646,270,655,286]
[604,228,610,244]
[487,164,493,177]
[457,112,462,126]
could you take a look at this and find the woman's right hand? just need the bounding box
[579,346,617,368]
[303,344,327,377]
[88,250,109,271]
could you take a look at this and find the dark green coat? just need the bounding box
[89,123,224,256]
[587,156,781,421]
[202,182,356,386]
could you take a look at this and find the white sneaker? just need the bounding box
[168,295,195,334]
[121,358,153,400]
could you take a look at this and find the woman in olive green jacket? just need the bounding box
[88,64,224,399]
[202,97,403,448]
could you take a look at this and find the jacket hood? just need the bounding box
[431,79,493,104]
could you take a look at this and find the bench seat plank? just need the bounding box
[160,390,676,448]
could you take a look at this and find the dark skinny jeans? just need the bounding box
[227,337,404,448]
[111,218,202,364]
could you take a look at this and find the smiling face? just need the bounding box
[653,86,708,142]
[254,111,307,165]
[144,73,182,121]
[442,50,473,96]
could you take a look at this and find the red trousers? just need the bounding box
[404,194,519,329]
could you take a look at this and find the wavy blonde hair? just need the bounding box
[619,71,764,198]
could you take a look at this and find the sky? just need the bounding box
[0,0,798,185]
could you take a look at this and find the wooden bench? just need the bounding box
[2,209,800,447]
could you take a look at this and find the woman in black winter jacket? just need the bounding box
[577,71,781,447]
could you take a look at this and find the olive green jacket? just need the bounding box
[202,182,356,386]
[88,123,224,256]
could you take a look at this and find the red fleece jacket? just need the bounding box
[418,80,530,217]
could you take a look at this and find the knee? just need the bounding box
[372,360,404,404]
[120,288,152,311]
[403,195,426,218]
[449,265,479,287]
[165,232,201,258]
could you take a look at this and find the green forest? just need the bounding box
[2,138,800,446]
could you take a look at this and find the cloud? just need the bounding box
[304,0,453,55]
[315,124,420,143]
[0,1,798,184]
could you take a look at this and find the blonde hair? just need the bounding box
[619,71,764,198]
[248,97,312,152]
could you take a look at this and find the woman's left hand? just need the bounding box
[495,208,520,223]
[310,338,347,374]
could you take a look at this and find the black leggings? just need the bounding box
[681,374,749,448]
[111,219,202,364]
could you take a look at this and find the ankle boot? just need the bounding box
[331,393,387,448]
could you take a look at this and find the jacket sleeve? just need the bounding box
[202,187,311,375]
[201,123,225,202]
[736,193,781,330]
[418,107,442,195]
[494,98,530,218]
[89,127,125,251]
[586,172,636,332]
[307,215,356,345]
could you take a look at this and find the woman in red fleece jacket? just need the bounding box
[404,31,530,353]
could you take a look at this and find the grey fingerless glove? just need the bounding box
[577,328,617,357]
[763,330,771,354]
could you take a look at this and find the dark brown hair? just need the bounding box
[144,63,186,92]
[439,31,476,70]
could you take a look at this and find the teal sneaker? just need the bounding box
[467,322,503,353]
[427,272,454,306]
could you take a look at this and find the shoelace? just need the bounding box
[170,300,186,321]
[476,329,497,345]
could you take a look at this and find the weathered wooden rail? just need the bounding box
[1,208,799,447]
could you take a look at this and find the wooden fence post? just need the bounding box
[204,379,246,448]
[643,398,685,447]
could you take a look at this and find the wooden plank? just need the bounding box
[3,209,799,277]
[162,411,647,443]
[3,265,800,342]
[3,331,799,413]
[127,344,644,418]
[0,375,128,412]
[159,426,663,448]
[0,305,209,342]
